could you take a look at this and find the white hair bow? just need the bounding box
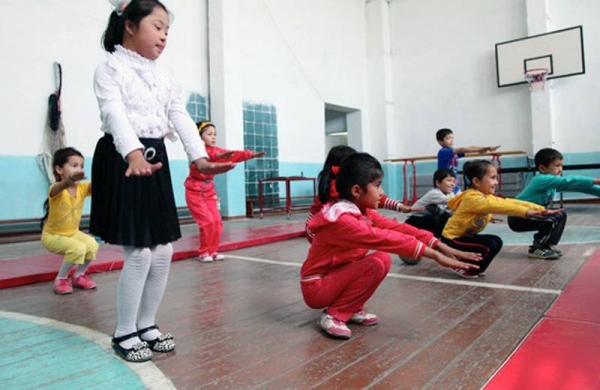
[108,0,131,16]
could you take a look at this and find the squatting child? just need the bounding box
[301,153,481,339]
[41,147,99,295]
[508,148,600,259]
[441,159,562,278]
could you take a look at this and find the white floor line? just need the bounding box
[584,248,596,257]
[227,255,562,295]
[0,310,176,390]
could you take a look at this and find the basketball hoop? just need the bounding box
[524,68,549,92]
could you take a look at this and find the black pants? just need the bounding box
[441,234,503,274]
[405,211,451,238]
[507,211,567,248]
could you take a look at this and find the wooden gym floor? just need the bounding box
[1,206,599,389]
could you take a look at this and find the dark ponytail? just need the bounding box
[317,145,357,204]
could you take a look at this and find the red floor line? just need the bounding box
[0,223,305,289]
[484,249,600,389]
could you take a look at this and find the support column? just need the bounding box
[365,0,396,160]
[526,0,555,152]
[208,0,245,217]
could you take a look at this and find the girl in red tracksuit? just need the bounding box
[185,121,265,262]
[301,152,481,339]
[305,145,420,243]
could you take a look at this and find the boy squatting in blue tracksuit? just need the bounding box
[508,148,600,260]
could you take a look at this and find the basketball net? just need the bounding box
[524,68,549,92]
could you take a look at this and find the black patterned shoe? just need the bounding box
[138,325,175,353]
[111,332,153,362]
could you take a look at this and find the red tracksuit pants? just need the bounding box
[185,180,222,256]
[300,251,391,322]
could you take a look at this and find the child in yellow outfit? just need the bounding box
[41,147,99,295]
[441,159,561,279]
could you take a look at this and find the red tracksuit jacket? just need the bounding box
[301,200,438,278]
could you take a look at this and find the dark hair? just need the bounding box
[335,153,383,201]
[102,0,169,52]
[462,159,494,188]
[317,146,357,204]
[534,148,563,170]
[436,128,453,141]
[432,168,456,187]
[40,147,84,230]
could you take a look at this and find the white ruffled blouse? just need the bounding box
[93,45,207,162]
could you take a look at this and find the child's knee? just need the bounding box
[371,251,392,273]
[65,242,88,263]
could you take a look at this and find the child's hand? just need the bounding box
[397,204,423,213]
[252,151,266,158]
[67,171,87,183]
[526,208,563,217]
[125,150,162,177]
[436,243,482,262]
[488,145,501,152]
[436,253,480,270]
[194,158,236,174]
[216,151,235,160]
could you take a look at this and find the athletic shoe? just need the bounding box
[212,253,225,261]
[72,274,97,290]
[528,247,560,260]
[348,310,379,326]
[53,278,73,295]
[199,255,214,263]
[319,313,352,339]
[452,268,479,279]
[550,246,563,257]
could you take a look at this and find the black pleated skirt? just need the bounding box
[90,134,181,247]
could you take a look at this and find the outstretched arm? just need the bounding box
[194,158,236,175]
[454,145,501,154]
[49,172,87,197]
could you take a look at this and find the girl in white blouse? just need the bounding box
[91,0,234,363]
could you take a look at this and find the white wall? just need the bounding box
[388,0,600,158]
[549,0,600,153]
[240,0,371,163]
[0,0,208,159]
[389,0,530,157]
[1,0,598,220]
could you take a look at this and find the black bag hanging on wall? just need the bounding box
[48,62,62,132]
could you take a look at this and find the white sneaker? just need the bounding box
[212,253,225,261]
[348,310,379,326]
[199,255,214,263]
[319,313,352,339]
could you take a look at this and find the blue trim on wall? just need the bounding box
[2,152,598,221]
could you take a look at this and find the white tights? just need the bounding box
[114,243,173,343]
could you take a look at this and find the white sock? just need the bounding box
[137,243,173,341]
[74,260,92,278]
[56,261,74,279]
[114,247,152,344]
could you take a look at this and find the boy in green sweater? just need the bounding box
[508,148,600,259]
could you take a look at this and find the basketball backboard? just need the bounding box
[495,26,585,88]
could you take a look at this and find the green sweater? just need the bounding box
[516,174,600,206]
